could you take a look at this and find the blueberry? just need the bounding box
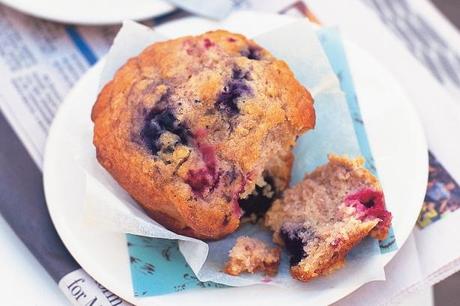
[239,176,277,219]
[241,46,262,60]
[156,109,176,130]
[232,67,251,80]
[143,118,162,139]
[215,67,252,116]
[280,223,315,266]
[141,108,190,154]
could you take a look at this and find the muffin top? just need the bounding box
[92,30,315,239]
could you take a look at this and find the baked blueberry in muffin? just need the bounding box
[92,30,315,239]
[264,155,392,281]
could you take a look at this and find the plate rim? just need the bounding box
[0,0,175,25]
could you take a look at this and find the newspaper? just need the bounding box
[1,0,459,304]
[0,5,118,168]
[303,0,460,305]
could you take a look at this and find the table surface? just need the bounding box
[431,0,460,28]
[0,1,458,305]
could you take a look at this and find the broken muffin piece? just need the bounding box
[224,236,281,276]
[264,155,392,282]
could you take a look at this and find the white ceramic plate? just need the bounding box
[43,12,428,306]
[0,0,174,25]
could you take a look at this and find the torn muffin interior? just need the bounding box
[224,236,281,276]
[239,174,278,222]
[264,155,392,282]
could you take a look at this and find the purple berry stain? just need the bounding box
[280,223,316,266]
[239,175,277,219]
[203,38,214,49]
[141,108,190,154]
[241,46,262,60]
[185,129,220,196]
[215,67,252,116]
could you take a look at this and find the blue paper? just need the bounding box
[127,235,224,296]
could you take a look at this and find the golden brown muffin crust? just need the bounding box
[92,30,315,239]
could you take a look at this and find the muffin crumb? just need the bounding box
[224,236,280,276]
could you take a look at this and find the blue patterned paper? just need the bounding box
[127,27,397,297]
[317,28,397,253]
[127,235,224,296]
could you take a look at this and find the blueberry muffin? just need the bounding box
[264,155,392,281]
[224,236,280,276]
[92,30,315,240]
